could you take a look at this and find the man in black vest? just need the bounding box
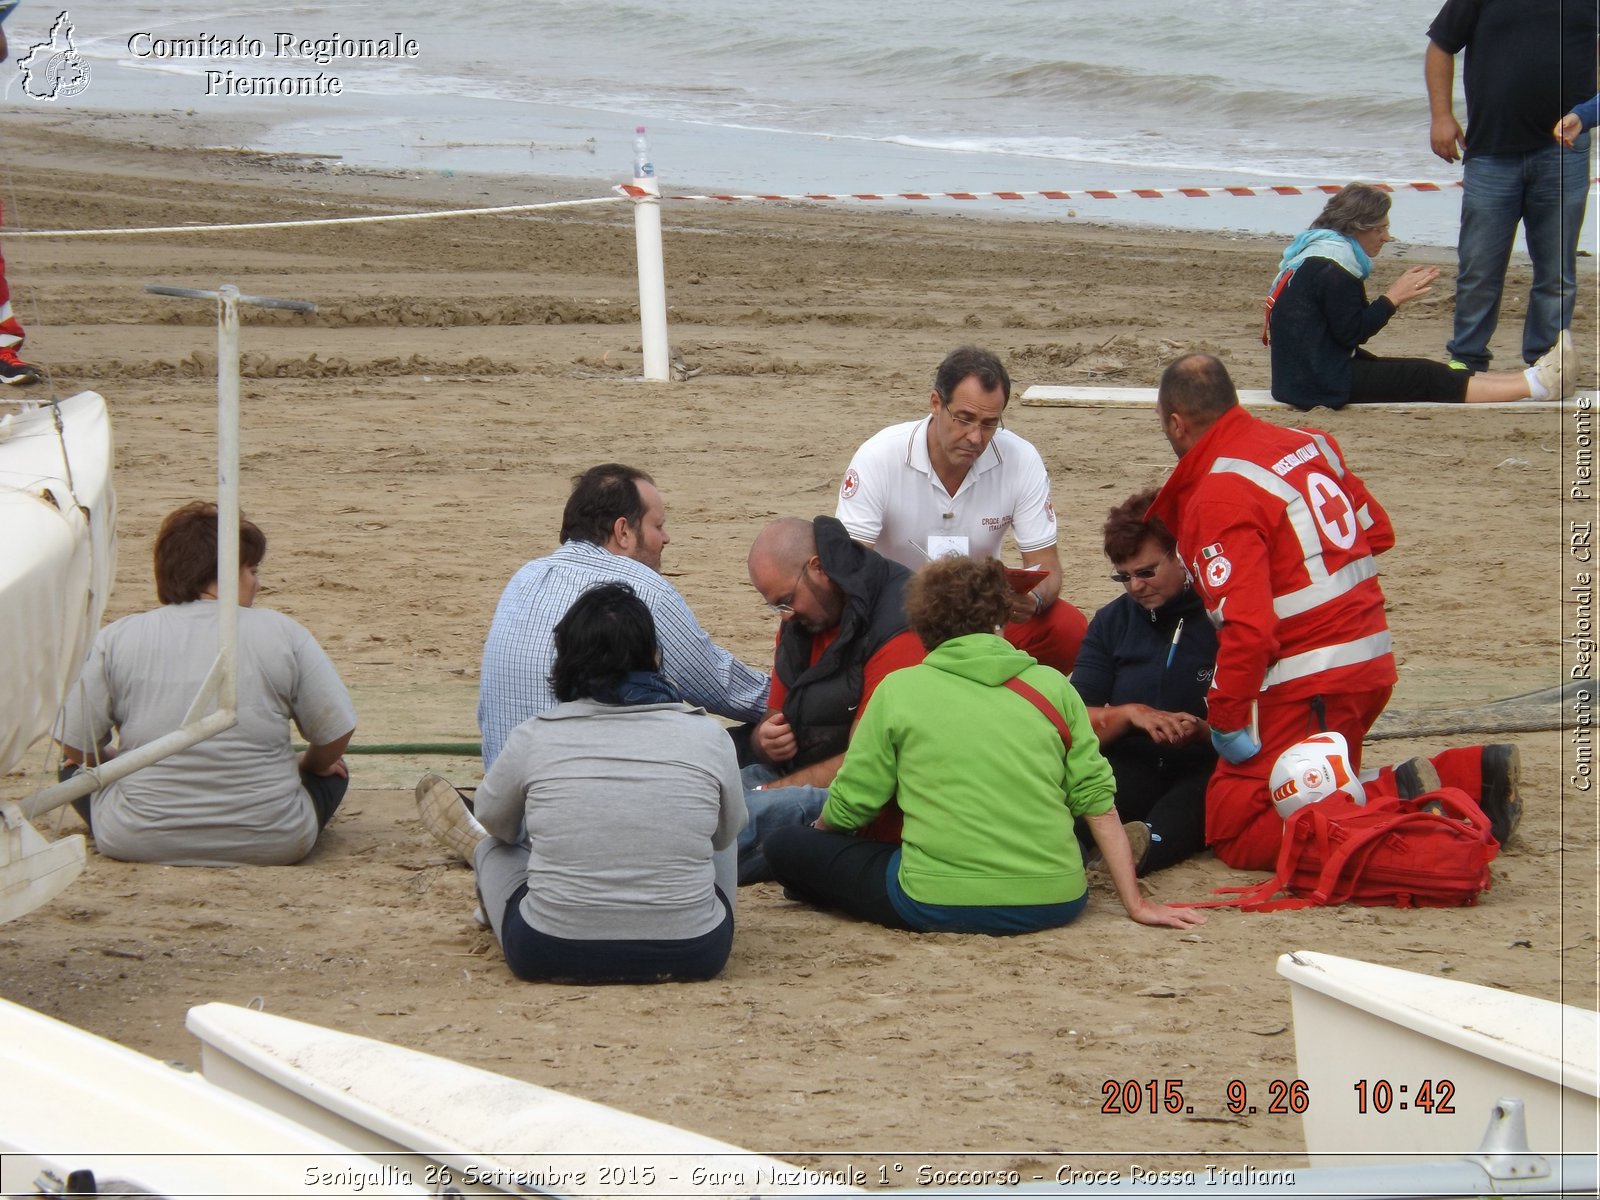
[739,516,925,882]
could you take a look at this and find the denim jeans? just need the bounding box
[1449,137,1591,371]
[736,763,828,884]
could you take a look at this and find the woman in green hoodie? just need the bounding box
[764,556,1204,935]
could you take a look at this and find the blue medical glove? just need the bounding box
[1210,726,1262,764]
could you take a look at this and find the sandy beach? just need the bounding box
[1,106,1595,1174]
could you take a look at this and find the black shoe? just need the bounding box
[1478,744,1522,846]
[0,347,40,386]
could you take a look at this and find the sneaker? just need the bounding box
[0,347,40,386]
[1478,744,1523,846]
[1392,756,1442,800]
[1555,329,1577,398]
[1527,331,1575,401]
[1447,358,1474,373]
[415,772,489,864]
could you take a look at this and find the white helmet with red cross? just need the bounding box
[1269,731,1366,819]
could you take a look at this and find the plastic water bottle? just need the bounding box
[632,125,655,179]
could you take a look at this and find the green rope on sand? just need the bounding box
[293,742,482,756]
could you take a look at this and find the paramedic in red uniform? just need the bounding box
[1148,353,1520,869]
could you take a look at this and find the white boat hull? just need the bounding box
[1278,950,1598,1167]
[0,391,115,924]
[0,995,430,1197]
[0,391,116,776]
[188,1002,860,1197]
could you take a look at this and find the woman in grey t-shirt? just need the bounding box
[60,502,356,866]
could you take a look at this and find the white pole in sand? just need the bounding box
[632,175,671,382]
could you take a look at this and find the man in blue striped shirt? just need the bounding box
[477,463,769,768]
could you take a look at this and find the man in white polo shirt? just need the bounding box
[834,345,1087,673]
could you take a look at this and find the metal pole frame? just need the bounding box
[19,284,315,821]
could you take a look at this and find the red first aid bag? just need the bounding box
[1194,788,1498,912]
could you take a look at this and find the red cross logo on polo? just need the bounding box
[1306,471,1357,550]
[840,468,859,500]
[1204,554,1232,589]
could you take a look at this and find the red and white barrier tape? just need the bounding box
[615,181,1493,203]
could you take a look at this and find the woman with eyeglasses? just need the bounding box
[1068,490,1218,875]
[1267,181,1570,410]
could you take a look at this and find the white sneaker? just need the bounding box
[1527,330,1575,401]
[415,773,489,865]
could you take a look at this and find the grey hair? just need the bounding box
[1310,183,1392,236]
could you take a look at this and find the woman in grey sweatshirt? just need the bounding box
[473,583,746,983]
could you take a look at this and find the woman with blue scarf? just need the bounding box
[1266,182,1569,410]
[470,582,746,983]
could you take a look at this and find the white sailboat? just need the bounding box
[0,391,115,773]
[0,390,115,924]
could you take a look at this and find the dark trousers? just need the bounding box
[1348,351,1469,405]
[764,826,912,929]
[498,884,734,984]
[1102,752,1211,875]
[301,770,348,828]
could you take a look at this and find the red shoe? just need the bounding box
[0,346,41,386]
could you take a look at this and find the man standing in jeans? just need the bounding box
[1425,0,1596,377]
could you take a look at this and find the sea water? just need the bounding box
[4,0,1594,249]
